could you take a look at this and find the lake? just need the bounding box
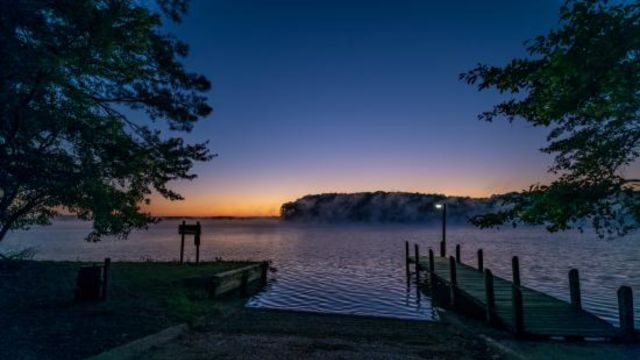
[2,219,638,326]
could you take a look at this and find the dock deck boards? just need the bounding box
[416,256,618,338]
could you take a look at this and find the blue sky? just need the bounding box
[147,0,566,216]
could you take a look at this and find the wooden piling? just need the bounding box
[617,286,635,337]
[484,269,495,324]
[195,221,201,264]
[512,285,525,335]
[261,261,269,284]
[414,244,421,283]
[440,240,445,257]
[180,220,186,263]
[240,271,249,296]
[102,257,111,301]
[428,249,435,272]
[418,255,618,339]
[512,256,520,288]
[455,244,461,263]
[569,269,581,310]
[428,248,435,285]
[477,249,484,272]
[405,241,410,278]
[449,256,457,307]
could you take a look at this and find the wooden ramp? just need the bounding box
[404,244,630,340]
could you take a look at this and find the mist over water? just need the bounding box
[2,219,638,326]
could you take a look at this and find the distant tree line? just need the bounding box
[280,192,502,224]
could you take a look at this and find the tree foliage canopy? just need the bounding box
[0,0,212,241]
[462,0,640,237]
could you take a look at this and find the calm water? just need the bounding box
[2,219,638,326]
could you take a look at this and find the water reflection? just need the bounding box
[2,219,638,325]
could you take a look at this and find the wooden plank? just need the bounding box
[419,254,617,339]
[210,263,266,298]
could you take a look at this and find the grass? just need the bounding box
[0,260,256,360]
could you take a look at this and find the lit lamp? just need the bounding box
[435,203,447,257]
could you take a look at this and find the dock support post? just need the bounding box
[180,220,185,263]
[449,256,457,308]
[405,241,410,279]
[455,244,461,263]
[513,285,525,335]
[569,269,581,310]
[618,286,635,338]
[512,256,521,288]
[477,249,484,272]
[440,241,445,257]
[484,269,495,324]
[428,248,435,285]
[414,244,421,283]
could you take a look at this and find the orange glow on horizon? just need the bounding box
[143,181,538,217]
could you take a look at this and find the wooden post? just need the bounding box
[484,269,495,324]
[477,249,484,272]
[618,286,635,337]
[414,243,421,283]
[428,248,435,286]
[440,240,445,257]
[195,221,201,264]
[240,271,249,296]
[569,269,581,310]
[261,261,269,284]
[180,220,186,263]
[449,256,457,307]
[512,285,525,335]
[512,256,521,288]
[405,241,410,278]
[455,244,461,263]
[102,258,111,301]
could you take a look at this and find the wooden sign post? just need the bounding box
[178,221,202,264]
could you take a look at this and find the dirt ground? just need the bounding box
[140,308,503,360]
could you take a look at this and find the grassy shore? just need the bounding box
[0,260,255,360]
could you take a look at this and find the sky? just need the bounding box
[145,0,566,217]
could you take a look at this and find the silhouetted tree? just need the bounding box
[0,0,212,241]
[462,0,640,236]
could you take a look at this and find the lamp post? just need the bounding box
[435,203,447,257]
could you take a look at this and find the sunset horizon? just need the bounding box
[3,1,639,358]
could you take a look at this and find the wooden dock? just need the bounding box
[405,242,636,341]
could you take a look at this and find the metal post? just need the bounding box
[477,249,484,272]
[442,203,447,256]
[455,244,461,263]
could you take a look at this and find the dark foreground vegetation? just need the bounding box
[0,260,254,360]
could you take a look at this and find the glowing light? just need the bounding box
[435,204,443,209]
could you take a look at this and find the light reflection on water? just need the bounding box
[2,219,639,325]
